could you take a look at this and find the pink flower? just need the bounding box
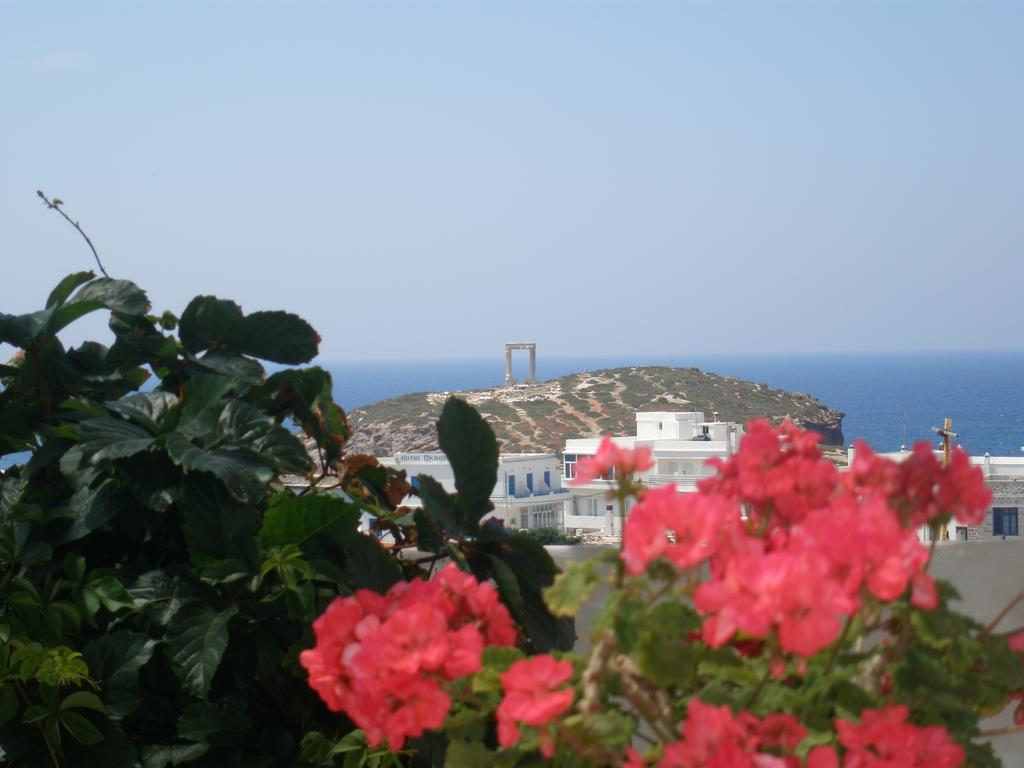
[695,547,853,657]
[836,705,964,768]
[301,562,516,750]
[571,436,654,485]
[1009,632,1024,654]
[806,746,839,768]
[497,655,575,749]
[659,699,805,767]
[622,485,738,574]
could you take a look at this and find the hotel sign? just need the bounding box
[395,453,450,464]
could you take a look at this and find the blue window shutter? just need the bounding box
[410,476,420,490]
[544,471,551,487]
[508,475,515,496]
[526,473,533,492]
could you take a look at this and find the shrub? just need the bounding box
[0,272,570,767]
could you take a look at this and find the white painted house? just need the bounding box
[381,452,569,530]
[562,412,744,536]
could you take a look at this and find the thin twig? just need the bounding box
[982,593,1024,640]
[981,722,1024,738]
[37,190,110,277]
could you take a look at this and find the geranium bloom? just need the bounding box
[836,705,964,768]
[621,485,739,574]
[659,699,803,767]
[497,655,575,753]
[699,419,838,530]
[695,546,854,657]
[300,563,516,750]
[571,436,654,485]
[848,441,989,528]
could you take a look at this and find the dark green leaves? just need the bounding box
[1,275,149,346]
[165,602,237,699]
[260,493,361,549]
[82,632,156,718]
[227,310,320,364]
[437,397,498,534]
[179,296,319,364]
[178,297,244,355]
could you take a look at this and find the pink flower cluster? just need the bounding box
[622,420,991,657]
[628,698,808,767]
[497,654,575,757]
[626,700,963,768]
[300,563,516,749]
[827,705,965,768]
[571,435,654,484]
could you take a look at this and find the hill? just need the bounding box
[344,366,844,457]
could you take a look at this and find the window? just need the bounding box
[526,473,533,493]
[508,475,516,496]
[993,507,1019,536]
[563,454,577,479]
[410,476,420,490]
[544,470,551,488]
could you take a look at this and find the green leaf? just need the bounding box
[344,534,403,594]
[46,271,95,309]
[61,691,107,713]
[176,375,238,438]
[141,743,209,768]
[54,480,120,545]
[437,397,498,533]
[416,474,461,539]
[210,400,310,473]
[78,416,155,463]
[47,278,149,335]
[177,700,252,744]
[85,574,134,614]
[107,391,178,433]
[444,739,495,767]
[193,351,265,385]
[0,684,19,726]
[260,493,361,548]
[181,474,261,566]
[165,602,238,699]
[226,310,320,364]
[0,309,49,346]
[178,296,244,355]
[166,432,273,504]
[481,532,575,652]
[60,710,105,746]
[543,559,602,617]
[82,631,156,718]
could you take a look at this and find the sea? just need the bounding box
[3,351,1023,472]
[324,351,1024,457]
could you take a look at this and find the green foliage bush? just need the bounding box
[0,272,571,767]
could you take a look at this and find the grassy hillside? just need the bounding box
[346,366,844,456]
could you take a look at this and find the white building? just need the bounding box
[382,452,570,530]
[851,447,1024,542]
[562,412,744,536]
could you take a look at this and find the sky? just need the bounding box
[2,1,1022,361]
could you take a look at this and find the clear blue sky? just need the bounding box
[2,1,1022,360]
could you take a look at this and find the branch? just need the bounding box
[982,593,1024,640]
[37,190,110,277]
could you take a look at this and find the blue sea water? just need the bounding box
[4,351,1022,473]
[323,351,1024,456]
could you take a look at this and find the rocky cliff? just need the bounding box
[345,366,844,456]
